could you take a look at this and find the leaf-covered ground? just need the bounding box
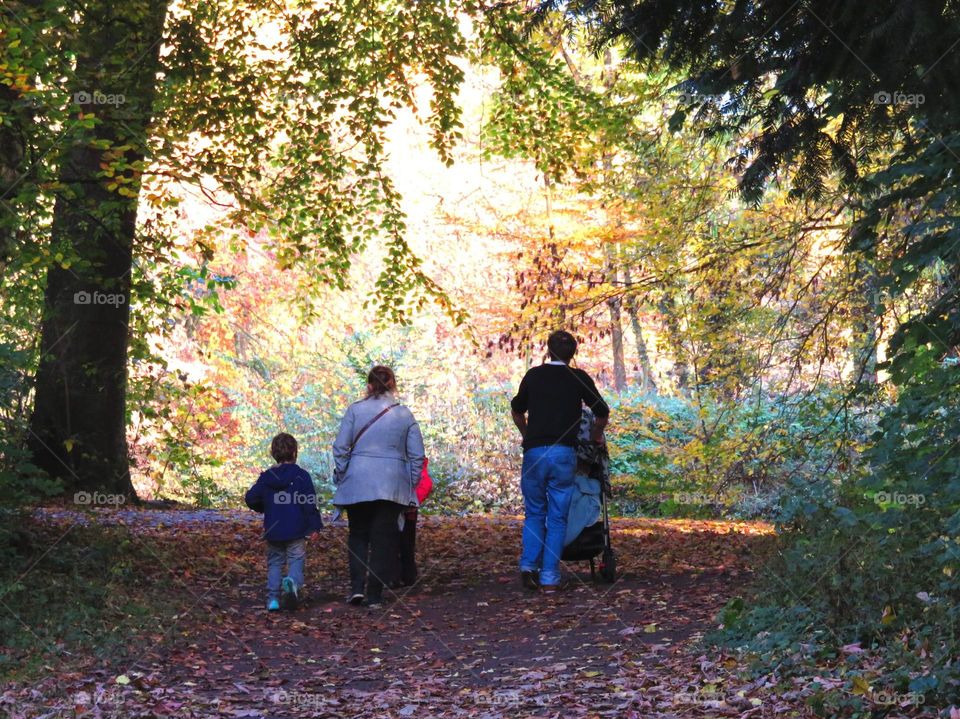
[2,509,795,718]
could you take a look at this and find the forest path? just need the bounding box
[14,509,778,718]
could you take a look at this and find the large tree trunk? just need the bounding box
[29,0,168,498]
[622,263,657,393]
[603,243,627,392]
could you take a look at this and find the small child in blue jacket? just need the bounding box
[245,433,323,611]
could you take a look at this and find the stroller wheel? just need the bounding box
[599,548,617,583]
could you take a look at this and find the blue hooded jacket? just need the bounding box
[245,463,323,542]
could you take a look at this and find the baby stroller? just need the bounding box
[562,409,616,583]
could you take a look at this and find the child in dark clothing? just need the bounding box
[396,457,433,587]
[245,433,323,611]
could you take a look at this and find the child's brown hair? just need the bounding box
[270,433,298,463]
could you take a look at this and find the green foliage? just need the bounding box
[555,0,956,203]
[417,384,523,514]
[152,0,473,323]
[0,519,180,680]
[126,262,238,506]
[477,6,631,183]
[2,0,484,496]
[710,354,960,710]
[606,388,858,519]
[0,342,61,506]
[546,2,960,710]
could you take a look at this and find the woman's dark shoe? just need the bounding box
[521,570,540,591]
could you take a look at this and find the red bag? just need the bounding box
[415,457,433,504]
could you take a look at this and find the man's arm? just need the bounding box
[511,410,527,439]
[510,373,530,440]
[578,370,610,442]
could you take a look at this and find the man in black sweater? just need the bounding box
[511,330,609,591]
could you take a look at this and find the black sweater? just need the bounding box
[510,363,610,450]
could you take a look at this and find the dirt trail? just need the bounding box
[9,510,777,718]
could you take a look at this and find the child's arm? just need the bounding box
[244,475,265,513]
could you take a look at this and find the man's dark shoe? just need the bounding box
[541,577,576,594]
[521,570,540,591]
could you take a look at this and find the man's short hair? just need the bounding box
[547,330,578,363]
[271,432,298,463]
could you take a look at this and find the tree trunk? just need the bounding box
[622,263,657,393]
[850,252,880,387]
[659,293,689,392]
[603,243,627,393]
[542,175,567,328]
[597,50,627,392]
[0,0,42,267]
[0,83,26,266]
[29,0,169,498]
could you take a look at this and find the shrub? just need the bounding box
[606,387,858,519]
[0,342,61,508]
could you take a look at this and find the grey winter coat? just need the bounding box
[331,393,425,508]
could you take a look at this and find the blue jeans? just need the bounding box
[266,538,306,601]
[519,445,576,586]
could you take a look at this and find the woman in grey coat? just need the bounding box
[333,365,425,607]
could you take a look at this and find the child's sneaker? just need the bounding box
[267,598,280,612]
[281,576,299,610]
